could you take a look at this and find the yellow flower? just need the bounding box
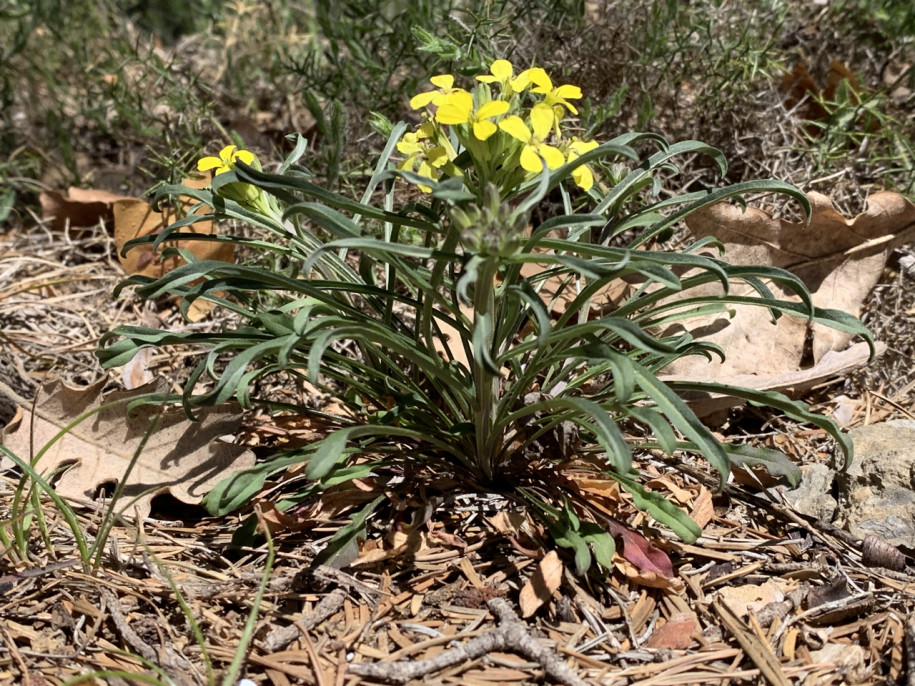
[435,91,510,141]
[522,67,582,115]
[397,122,455,192]
[565,138,599,191]
[471,100,510,140]
[409,74,468,110]
[434,91,475,125]
[499,103,565,172]
[476,59,529,95]
[197,145,256,175]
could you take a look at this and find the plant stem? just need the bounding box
[473,258,501,482]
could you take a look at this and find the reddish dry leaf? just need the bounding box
[0,378,255,519]
[611,524,674,579]
[255,502,314,535]
[644,612,698,650]
[782,60,861,122]
[519,550,563,618]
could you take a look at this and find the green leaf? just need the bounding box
[723,443,802,487]
[578,521,616,572]
[313,495,386,568]
[611,474,702,543]
[547,518,592,576]
[631,362,730,484]
[669,381,855,468]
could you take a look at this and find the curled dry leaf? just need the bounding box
[519,550,563,618]
[714,579,791,618]
[663,191,915,385]
[113,177,234,321]
[0,378,255,520]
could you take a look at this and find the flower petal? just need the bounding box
[477,100,509,119]
[197,156,224,172]
[540,145,565,170]
[234,149,255,166]
[218,145,238,163]
[473,120,497,141]
[529,103,555,140]
[570,138,599,154]
[429,74,455,89]
[410,91,438,110]
[519,145,544,173]
[426,145,451,168]
[499,116,532,143]
[510,71,533,92]
[525,68,551,90]
[555,84,582,100]
[436,92,474,125]
[573,164,594,191]
[491,59,513,81]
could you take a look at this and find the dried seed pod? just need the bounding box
[861,534,907,572]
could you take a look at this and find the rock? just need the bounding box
[780,463,838,521]
[836,422,915,548]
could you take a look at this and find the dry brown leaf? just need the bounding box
[39,186,132,231]
[120,347,155,389]
[714,579,790,618]
[643,612,697,650]
[614,555,684,591]
[518,260,631,317]
[689,486,715,529]
[112,176,233,281]
[518,550,563,618]
[255,502,313,535]
[782,60,861,123]
[663,192,915,383]
[0,378,255,519]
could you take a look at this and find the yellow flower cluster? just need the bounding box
[197,145,274,217]
[399,60,600,195]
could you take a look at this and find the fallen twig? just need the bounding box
[348,597,588,686]
[100,587,196,686]
[262,587,347,653]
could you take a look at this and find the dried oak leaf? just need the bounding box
[644,612,697,650]
[39,187,132,232]
[112,176,232,278]
[0,378,255,520]
[782,60,861,123]
[113,177,233,321]
[663,191,915,383]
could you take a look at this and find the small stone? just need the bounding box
[836,423,915,547]
[780,463,837,521]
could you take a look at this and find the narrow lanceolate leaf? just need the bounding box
[630,362,731,484]
[550,397,632,475]
[611,473,702,543]
[313,495,386,568]
[668,382,855,469]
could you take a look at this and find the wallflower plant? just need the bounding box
[98,59,872,573]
